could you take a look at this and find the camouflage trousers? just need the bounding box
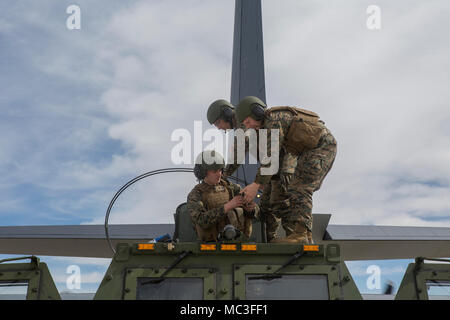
[260,127,337,242]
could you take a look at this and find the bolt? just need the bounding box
[266,266,272,270]
[124,288,130,293]
[221,288,228,294]
[181,268,187,274]
[209,268,215,273]
[235,281,240,285]
[31,288,38,293]
[208,289,214,294]
[105,275,113,281]
[235,266,240,270]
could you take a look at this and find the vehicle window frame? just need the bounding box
[233,264,342,300]
[123,267,216,300]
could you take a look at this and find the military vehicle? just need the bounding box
[1,219,450,300]
[1,169,449,301]
[1,0,450,302]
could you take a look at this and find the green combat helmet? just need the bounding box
[235,96,267,124]
[207,99,235,125]
[193,150,225,180]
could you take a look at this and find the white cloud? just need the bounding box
[1,0,449,230]
[1,3,450,300]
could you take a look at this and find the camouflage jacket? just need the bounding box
[187,179,258,230]
[254,107,327,185]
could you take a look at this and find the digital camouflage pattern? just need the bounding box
[236,107,336,242]
[254,107,321,185]
[285,124,336,233]
[187,179,259,241]
[262,119,336,242]
[219,106,336,243]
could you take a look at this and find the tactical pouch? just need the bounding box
[267,106,323,155]
[284,109,323,154]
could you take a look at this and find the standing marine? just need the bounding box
[235,96,337,244]
[187,150,259,242]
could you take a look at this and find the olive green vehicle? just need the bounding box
[395,258,450,300]
[0,256,60,300]
[3,239,450,300]
[2,202,449,300]
[93,242,358,300]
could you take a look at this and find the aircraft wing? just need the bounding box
[0,224,174,258]
[1,216,449,260]
[321,224,450,261]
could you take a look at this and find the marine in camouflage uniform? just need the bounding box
[206,99,252,179]
[236,96,337,244]
[187,150,259,242]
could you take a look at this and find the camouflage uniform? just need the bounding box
[223,120,252,178]
[221,118,298,242]
[187,178,259,242]
[255,107,337,243]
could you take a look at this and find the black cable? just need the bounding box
[105,168,193,254]
[242,165,248,185]
[104,167,252,254]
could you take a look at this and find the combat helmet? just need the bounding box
[235,96,267,124]
[193,150,225,180]
[207,99,235,125]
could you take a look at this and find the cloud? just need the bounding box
[260,0,450,227]
[1,0,449,229]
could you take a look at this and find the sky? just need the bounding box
[0,0,449,297]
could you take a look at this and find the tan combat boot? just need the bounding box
[270,223,309,244]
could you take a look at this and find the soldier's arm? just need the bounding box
[254,116,287,185]
[223,126,250,177]
[229,181,243,195]
[187,188,225,229]
[243,202,260,220]
[227,181,259,219]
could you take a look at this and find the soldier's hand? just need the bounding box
[241,182,260,203]
[224,195,245,212]
[243,201,256,212]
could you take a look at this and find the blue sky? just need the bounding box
[1,0,449,297]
